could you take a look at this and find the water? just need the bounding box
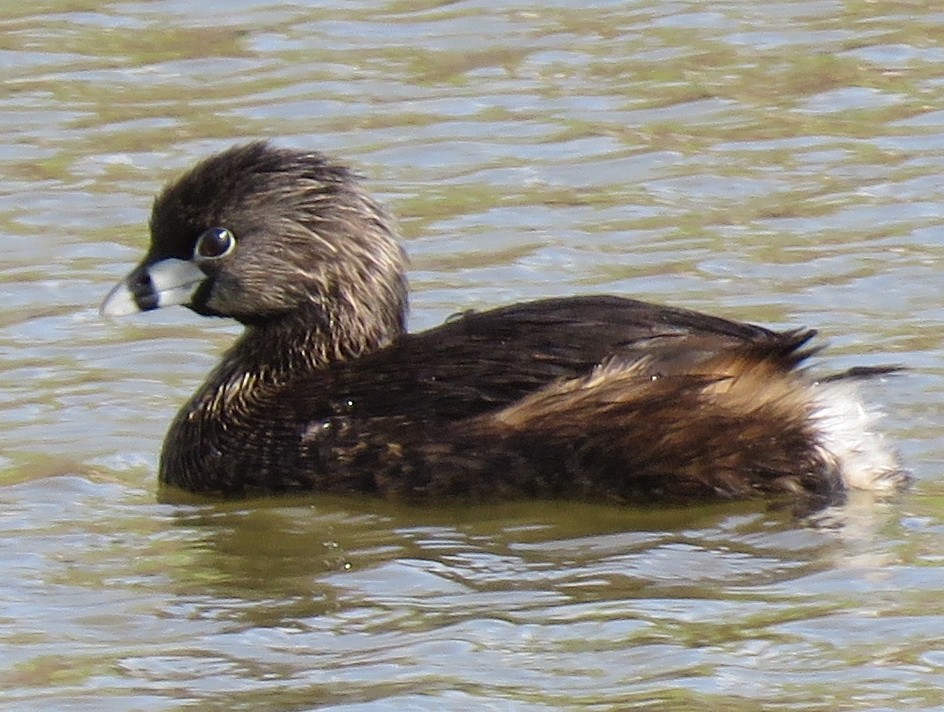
[2,1,944,709]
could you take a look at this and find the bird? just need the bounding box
[101,141,906,504]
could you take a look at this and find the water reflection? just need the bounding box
[164,495,861,618]
[111,493,907,709]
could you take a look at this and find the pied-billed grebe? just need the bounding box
[101,141,906,503]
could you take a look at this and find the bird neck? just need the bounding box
[217,304,404,391]
[161,306,404,486]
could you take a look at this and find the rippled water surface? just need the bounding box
[3,1,944,709]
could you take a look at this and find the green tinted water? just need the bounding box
[2,1,944,709]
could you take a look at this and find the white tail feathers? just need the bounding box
[811,380,906,492]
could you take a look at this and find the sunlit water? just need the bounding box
[2,1,944,710]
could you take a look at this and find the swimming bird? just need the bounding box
[101,141,905,503]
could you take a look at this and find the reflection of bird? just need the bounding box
[102,142,905,503]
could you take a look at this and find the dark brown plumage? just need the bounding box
[101,141,906,504]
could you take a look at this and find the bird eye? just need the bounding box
[194,227,236,260]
